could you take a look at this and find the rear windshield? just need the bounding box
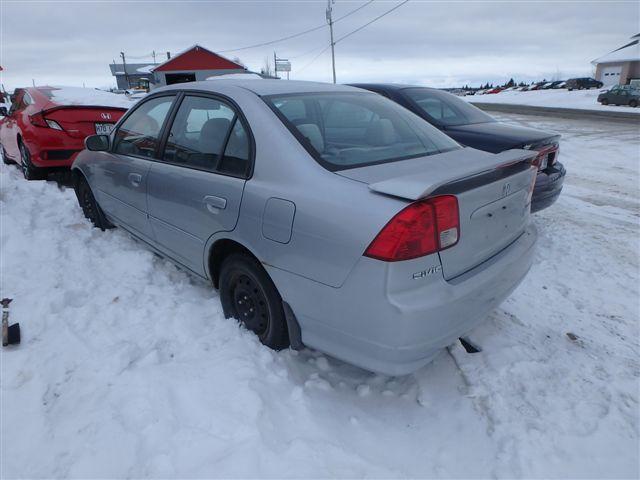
[403,88,495,127]
[265,92,460,171]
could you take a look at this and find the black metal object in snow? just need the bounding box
[2,298,21,346]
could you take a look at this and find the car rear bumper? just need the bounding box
[268,223,537,376]
[532,162,565,213]
[23,133,85,168]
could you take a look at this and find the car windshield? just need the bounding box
[403,88,496,127]
[265,92,461,171]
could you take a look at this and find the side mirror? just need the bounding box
[85,134,110,152]
[0,106,8,117]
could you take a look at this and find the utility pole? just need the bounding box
[152,50,157,64]
[120,51,129,89]
[326,0,336,84]
[274,51,277,78]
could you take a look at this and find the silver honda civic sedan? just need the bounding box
[73,79,538,375]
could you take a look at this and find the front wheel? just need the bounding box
[600,99,609,106]
[19,142,44,180]
[629,99,638,108]
[219,253,290,350]
[75,175,113,230]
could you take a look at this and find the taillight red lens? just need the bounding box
[29,112,48,127]
[29,111,63,130]
[364,195,459,262]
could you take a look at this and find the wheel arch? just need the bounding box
[207,237,262,289]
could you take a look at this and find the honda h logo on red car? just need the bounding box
[100,112,112,120]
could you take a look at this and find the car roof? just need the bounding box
[349,83,435,92]
[156,79,364,96]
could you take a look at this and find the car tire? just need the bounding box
[630,99,638,108]
[219,253,290,350]
[19,142,44,180]
[601,99,609,105]
[75,175,113,230]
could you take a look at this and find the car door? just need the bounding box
[608,87,624,105]
[0,90,25,160]
[91,94,176,241]
[146,93,251,276]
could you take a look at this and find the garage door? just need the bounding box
[601,66,622,86]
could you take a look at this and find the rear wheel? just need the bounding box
[75,175,113,230]
[19,142,44,180]
[629,99,638,108]
[219,253,289,350]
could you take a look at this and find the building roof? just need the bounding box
[109,63,156,76]
[153,44,245,72]
[592,36,640,65]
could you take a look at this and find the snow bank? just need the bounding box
[1,114,638,477]
[45,86,133,109]
[467,88,640,114]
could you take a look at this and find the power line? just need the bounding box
[334,0,409,45]
[217,0,374,54]
[334,0,374,23]
[297,45,332,74]
[297,0,409,78]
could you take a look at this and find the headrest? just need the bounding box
[296,123,324,153]
[366,119,397,147]
[199,118,231,153]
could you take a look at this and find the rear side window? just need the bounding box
[113,96,174,158]
[403,88,495,126]
[163,95,251,177]
[267,92,460,171]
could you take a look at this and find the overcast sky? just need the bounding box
[1,0,638,91]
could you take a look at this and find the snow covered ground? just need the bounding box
[1,114,639,478]
[467,88,640,114]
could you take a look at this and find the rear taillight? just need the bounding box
[531,144,559,171]
[30,112,63,130]
[364,195,459,262]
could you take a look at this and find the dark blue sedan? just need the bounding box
[350,84,566,212]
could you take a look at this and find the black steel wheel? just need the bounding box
[19,142,44,180]
[75,175,113,230]
[629,99,638,108]
[219,253,289,350]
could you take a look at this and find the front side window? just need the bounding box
[9,90,24,114]
[162,95,242,172]
[403,88,495,126]
[113,96,174,158]
[267,92,460,171]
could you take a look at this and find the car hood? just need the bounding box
[443,121,558,152]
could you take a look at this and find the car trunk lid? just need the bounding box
[43,106,127,139]
[337,147,537,280]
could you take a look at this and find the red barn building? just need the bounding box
[151,44,247,87]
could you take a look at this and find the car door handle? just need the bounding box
[203,195,227,213]
[128,173,142,187]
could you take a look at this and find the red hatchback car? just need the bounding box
[0,86,130,179]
